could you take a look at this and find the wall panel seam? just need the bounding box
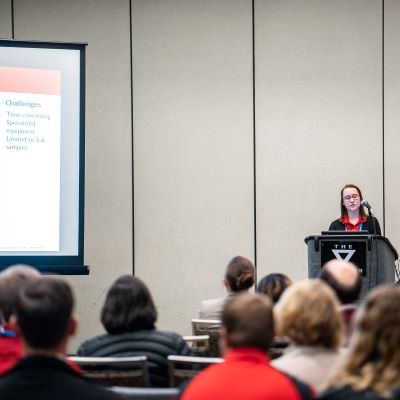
[252,0,257,274]
[382,0,385,234]
[11,0,14,39]
[130,0,135,274]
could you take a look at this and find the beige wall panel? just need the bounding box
[0,0,12,38]
[384,0,400,255]
[255,0,382,281]
[14,0,132,351]
[132,0,253,334]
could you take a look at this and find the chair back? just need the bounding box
[191,319,222,357]
[167,355,223,387]
[69,356,149,387]
[109,386,179,400]
[182,335,210,356]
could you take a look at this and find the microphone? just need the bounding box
[361,200,373,214]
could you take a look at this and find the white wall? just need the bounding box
[132,0,254,334]
[385,0,400,254]
[2,0,399,345]
[255,0,383,281]
[0,0,11,37]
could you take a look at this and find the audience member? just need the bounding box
[0,264,40,375]
[0,276,121,400]
[256,273,293,359]
[77,275,191,387]
[320,286,400,400]
[198,256,255,321]
[182,293,314,400]
[272,280,344,393]
[319,260,362,345]
[256,273,292,304]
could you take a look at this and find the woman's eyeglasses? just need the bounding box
[343,194,359,202]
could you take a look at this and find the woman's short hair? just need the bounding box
[256,273,292,304]
[331,286,400,396]
[275,279,342,349]
[101,275,157,334]
[340,184,367,219]
[225,256,255,293]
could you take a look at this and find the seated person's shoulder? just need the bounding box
[318,386,383,400]
[198,298,224,319]
[77,333,115,356]
[283,373,315,400]
[150,330,192,354]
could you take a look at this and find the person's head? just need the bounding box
[221,293,274,352]
[319,260,362,304]
[340,184,367,218]
[275,279,342,349]
[0,264,40,324]
[224,256,255,293]
[332,286,400,396]
[256,273,292,304]
[101,275,157,334]
[12,276,76,352]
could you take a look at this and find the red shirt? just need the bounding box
[0,325,23,375]
[0,325,81,375]
[182,347,311,400]
[340,215,367,232]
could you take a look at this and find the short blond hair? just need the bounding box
[0,264,40,322]
[275,279,342,349]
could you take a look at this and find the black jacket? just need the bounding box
[77,329,192,387]
[319,385,400,400]
[0,355,121,400]
[329,216,381,235]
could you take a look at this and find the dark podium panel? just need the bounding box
[305,234,398,297]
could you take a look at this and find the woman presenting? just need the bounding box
[329,184,381,235]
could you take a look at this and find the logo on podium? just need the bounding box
[332,246,356,263]
[321,241,366,276]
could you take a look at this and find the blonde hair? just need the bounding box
[0,264,40,323]
[330,286,400,397]
[275,279,342,349]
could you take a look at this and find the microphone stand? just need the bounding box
[367,207,379,291]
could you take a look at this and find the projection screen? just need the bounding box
[0,40,88,274]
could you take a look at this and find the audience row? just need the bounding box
[0,256,398,399]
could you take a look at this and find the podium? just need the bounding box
[305,233,398,297]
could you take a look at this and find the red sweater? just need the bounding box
[182,347,311,400]
[0,325,23,375]
[0,325,81,375]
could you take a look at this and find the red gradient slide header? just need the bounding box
[0,66,60,95]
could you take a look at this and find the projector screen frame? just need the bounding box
[0,39,88,275]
